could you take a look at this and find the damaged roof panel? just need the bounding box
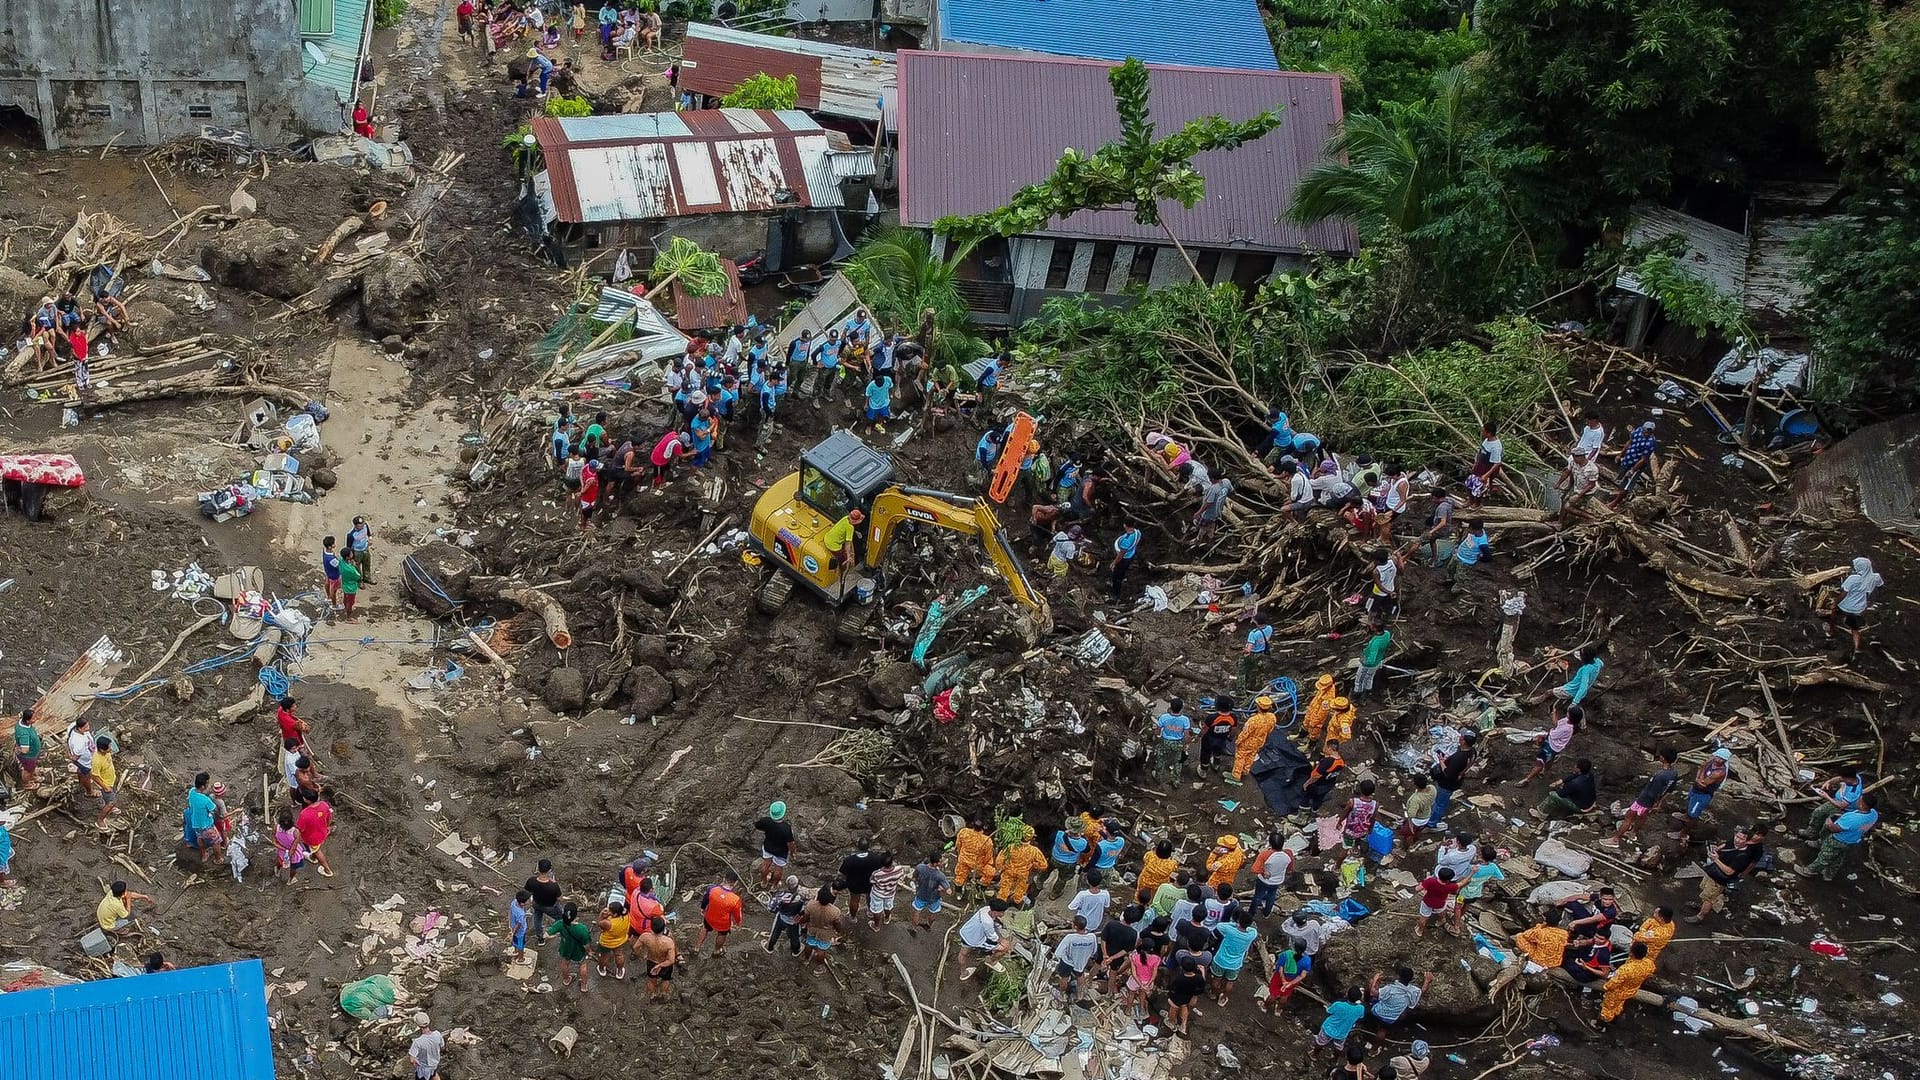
[533,110,842,224]
[680,24,895,124]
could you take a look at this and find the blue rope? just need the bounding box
[404,555,465,609]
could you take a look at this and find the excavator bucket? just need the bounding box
[987,412,1038,504]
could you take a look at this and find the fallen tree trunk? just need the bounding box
[64,372,312,413]
[312,214,365,265]
[470,576,573,649]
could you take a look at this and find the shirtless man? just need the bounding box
[798,886,847,975]
[636,916,676,1001]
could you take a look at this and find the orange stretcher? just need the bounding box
[988,411,1038,504]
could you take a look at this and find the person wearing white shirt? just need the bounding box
[1066,876,1111,929]
[1051,914,1101,997]
[959,899,1010,960]
[1572,412,1606,457]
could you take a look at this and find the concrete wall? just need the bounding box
[0,0,328,148]
[575,210,840,265]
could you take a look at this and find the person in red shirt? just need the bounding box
[649,430,687,488]
[577,460,600,530]
[456,0,476,40]
[351,102,375,139]
[694,870,744,955]
[275,697,309,748]
[1414,868,1461,938]
[296,790,336,878]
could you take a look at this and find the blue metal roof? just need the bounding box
[935,0,1280,71]
[0,960,274,1080]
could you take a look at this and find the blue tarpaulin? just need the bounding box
[0,959,273,1080]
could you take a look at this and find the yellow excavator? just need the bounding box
[745,431,1052,639]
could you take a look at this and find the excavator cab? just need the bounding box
[747,431,1052,638]
[747,430,897,611]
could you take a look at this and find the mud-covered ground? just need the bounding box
[1,2,1916,1079]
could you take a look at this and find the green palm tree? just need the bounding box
[844,226,981,361]
[1288,66,1469,236]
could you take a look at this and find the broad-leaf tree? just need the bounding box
[935,58,1283,282]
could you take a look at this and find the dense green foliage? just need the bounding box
[1265,0,1480,114]
[1798,4,1920,420]
[720,73,800,111]
[542,95,593,118]
[374,0,406,29]
[843,228,989,367]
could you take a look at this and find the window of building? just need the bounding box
[85,105,112,119]
[1127,246,1157,291]
[1042,242,1074,291]
[1230,253,1278,292]
[1085,242,1117,294]
[1194,249,1222,284]
[188,104,214,119]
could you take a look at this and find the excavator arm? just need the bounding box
[866,485,1054,633]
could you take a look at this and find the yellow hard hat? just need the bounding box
[1254,695,1275,710]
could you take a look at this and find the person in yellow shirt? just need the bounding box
[1512,911,1570,971]
[951,817,998,900]
[1205,835,1244,891]
[596,900,632,979]
[97,880,153,934]
[1600,942,1658,1022]
[89,735,118,828]
[1135,840,1179,898]
[1301,675,1336,744]
[821,509,865,570]
[1322,697,1357,751]
[1633,906,1676,964]
[1231,697,1279,784]
[994,827,1047,905]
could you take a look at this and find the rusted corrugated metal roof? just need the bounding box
[534,109,843,224]
[1792,414,1920,532]
[898,52,1355,255]
[1617,205,1749,303]
[672,258,750,331]
[680,25,897,126]
[1616,202,1821,329]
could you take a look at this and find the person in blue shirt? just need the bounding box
[1442,519,1492,584]
[550,409,573,468]
[809,329,842,405]
[689,408,716,467]
[1290,431,1324,468]
[1152,697,1193,783]
[1211,909,1259,1005]
[1110,525,1142,598]
[843,308,876,347]
[1801,793,1879,882]
[1313,985,1369,1060]
[976,352,1004,419]
[786,330,815,388]
[870,334,896,379]
[1803,764,1868,839]
[1041,823,1091,899]
[1538,643,1604,712]
[1091,822,1125,875]
[864,372,894,433]
[1259,408,1294,462]
[976,427,1006,480]
[1239,622,1274,692]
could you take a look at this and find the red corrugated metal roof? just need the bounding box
[672,258,749,331]
[898,52,1357,255]
[680,34,826,110]
[533,111,831,224]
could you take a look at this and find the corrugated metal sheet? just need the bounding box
[935,0,1278,71]
[1616,205,1749,303]
[898,53,1355,255]
[672,258,750,330]
[303,0,371,105]
[1744,214,1818,325]
[679,26,897,124]
[1792,414,1920,531]
[0,960,273,1080]
[534,110,844,224]
[1616,202,1821,329]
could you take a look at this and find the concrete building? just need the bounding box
[0,0,365,149]
[530,108,874,267]
[899,53,1356,326]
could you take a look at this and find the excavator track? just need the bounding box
[756,571,793,615]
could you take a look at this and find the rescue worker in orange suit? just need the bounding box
[1230,695,1279,785]
[1206,834,1245,891]
[951,816,998,901]
[995,826,1047,906]
[1600,941,1659,1023]
[1301,674,1337,745]
[1322,696,1358,754]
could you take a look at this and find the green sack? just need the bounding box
[339,974,397,1020]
